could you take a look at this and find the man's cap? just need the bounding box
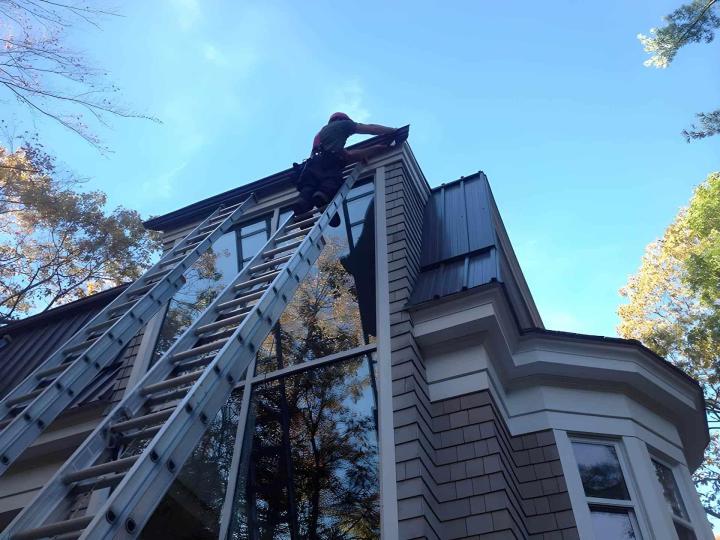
[329,112,351,123]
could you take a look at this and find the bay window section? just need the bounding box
[140,389,244,539]
[228,355,379,539]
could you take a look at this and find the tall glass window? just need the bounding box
[141,179,380,539]
[227,180,379,539]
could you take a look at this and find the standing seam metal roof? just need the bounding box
[411,172,501,304]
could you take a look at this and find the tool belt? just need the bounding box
[293,148,346,189]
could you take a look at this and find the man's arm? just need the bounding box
[354,123,396,135]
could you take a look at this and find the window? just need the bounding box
[151,216,272,363]
[571,440,642,539]
[652,459,696,540]
[237,217,271,268]
[141,180,380,539]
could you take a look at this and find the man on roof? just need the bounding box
[292,112,405,219]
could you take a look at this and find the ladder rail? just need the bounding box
[0,163,364,540]
[0,195,257,476]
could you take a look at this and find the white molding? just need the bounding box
[622,436,673,540]
[676,461,715,539]
[553,430,594,540]
[374,165,400,540]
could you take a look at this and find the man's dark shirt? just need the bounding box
[314,119,357,153]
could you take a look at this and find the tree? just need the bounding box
[0,144,160,324]
[618,172,720,517]
[638,0,720,140]
[0,0,152,150]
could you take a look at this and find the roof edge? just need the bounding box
[1,284,129,334]
[143,126,410,232]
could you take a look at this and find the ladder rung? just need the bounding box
[5,388,43,407]
[110,409,173,433]
[119,425,162,445]
[263,240,302,259]
[195,313,247,335]
[196,222,218,234]
[11,515,93,540]
[85,316,120,334]
[108,298,138,317]
[216,289,266,312]
[36,361,74,380]
[209,211,233,224]
[196,327,237,344]
[141,370,203,396]
[221,201,243,212]
[234,270,280,291]
[274,227,310,244]
[127,283,154,298]
[161,254,185,267]
[63,455,138,484]
[171,240,201,255]
[72,472,125,494]
[215,304,253,319]
[286,215,318,231]
[143,268,169,284]
[171,355,214,375]
[144,388,188,408]
[63,337,99,356]
[249,254,291,275]
[184,232,210,245]
[171,339,228,362]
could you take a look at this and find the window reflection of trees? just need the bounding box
[140,390,244,539]
[230,359,379,540]
[231,187,379,539]
[152,232,240,363]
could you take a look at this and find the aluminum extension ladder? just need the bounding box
[2,163,364,540]
[0,195,259,477]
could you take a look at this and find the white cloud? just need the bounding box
[201,43,227,66]
[168,0,200,30]
[142,162,188,199]
[330,81,370,123]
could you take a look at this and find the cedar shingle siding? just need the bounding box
[385,160,578,539]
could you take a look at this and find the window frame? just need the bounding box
[650,455,697,539]
[559,433,652,540]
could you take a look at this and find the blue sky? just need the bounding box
[5,0,718,338]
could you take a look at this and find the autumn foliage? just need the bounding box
[0,145,160,323]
